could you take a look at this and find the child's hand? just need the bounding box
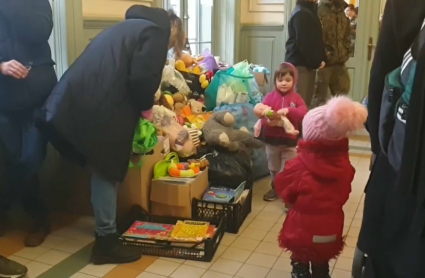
[278,108,289,115]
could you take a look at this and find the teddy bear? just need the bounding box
[188,99,206,114]
[202,111,263,153]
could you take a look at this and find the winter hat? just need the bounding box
[302,96,367,142]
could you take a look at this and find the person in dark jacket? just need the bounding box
[37,6,185,265]
[285,0,326,108]
[357,0,425,277]
[0,0,56,249]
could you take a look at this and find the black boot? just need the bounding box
[291,261,311,278]
[0,209,6,237]
[91,233,142,265]
[311,263,331,278]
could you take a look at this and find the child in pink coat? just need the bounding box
[254,62,308,201]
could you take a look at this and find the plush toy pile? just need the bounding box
[145,52,266,179]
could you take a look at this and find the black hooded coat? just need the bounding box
[37,6,170,182]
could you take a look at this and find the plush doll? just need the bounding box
[202,111,263,153]
[188,99,206,114]
[152,105,196,157]
[253,103,299,136]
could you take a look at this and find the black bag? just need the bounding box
[378,22,425,171]
[204,150,252,189]
[378,68,403,157]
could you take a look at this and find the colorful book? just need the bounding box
[202,181,246,203]
[170,220,210,242]
[122,221,174,241]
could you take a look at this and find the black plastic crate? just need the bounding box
[117,205,225,262]
[191,180,252,234]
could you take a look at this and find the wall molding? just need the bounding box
[248,0,284,12]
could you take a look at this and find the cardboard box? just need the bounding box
[117,137,169,215]
[150,170,209,218]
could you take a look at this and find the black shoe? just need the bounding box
[0,209,6,237]
[24,218,50,247]
[0,255,28,278]
[291,261,311,278]
[91,233,142,265]
[311,263,330,278]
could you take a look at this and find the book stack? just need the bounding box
[122,220,216,243]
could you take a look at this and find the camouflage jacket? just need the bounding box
[318,0,352,65]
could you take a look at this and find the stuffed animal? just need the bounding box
[154,88,173,111]
[203,111,263,153]
[173,93,187,114]
[183,125,202,148]
[188,99,206,114]
[152,105,196,157]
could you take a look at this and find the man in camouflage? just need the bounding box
[313,0,352,106]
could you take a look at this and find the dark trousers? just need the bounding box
[0,112,48,218]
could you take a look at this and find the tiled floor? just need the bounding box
[1,153,370,278]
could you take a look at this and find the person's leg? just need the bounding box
[90,172,141,264]
[0,114,23,237]
[296,67,317,108]
[329,65,351,96]
[312,67,333,108]
[290,253,311,278]
[264,144,282,201]
[311,260,331,278]
[18,116,50,247]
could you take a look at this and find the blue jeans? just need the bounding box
[91,173,119,236]
[0,112,47,216]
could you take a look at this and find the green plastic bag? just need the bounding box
[129,119,158,168]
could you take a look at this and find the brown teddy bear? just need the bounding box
[188,99,206,114]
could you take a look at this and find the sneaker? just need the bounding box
[311,263,331,278]
[291,261,311,278]
[0,256,28,278]
[91,233,142,265]
[263,189,277,202]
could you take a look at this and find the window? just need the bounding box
[165,0,214,55]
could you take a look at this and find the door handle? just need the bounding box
[368,37,375,61]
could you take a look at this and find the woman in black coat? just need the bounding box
[37,6,185,265]
[0,0,56,248]
[359,0,425,277]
